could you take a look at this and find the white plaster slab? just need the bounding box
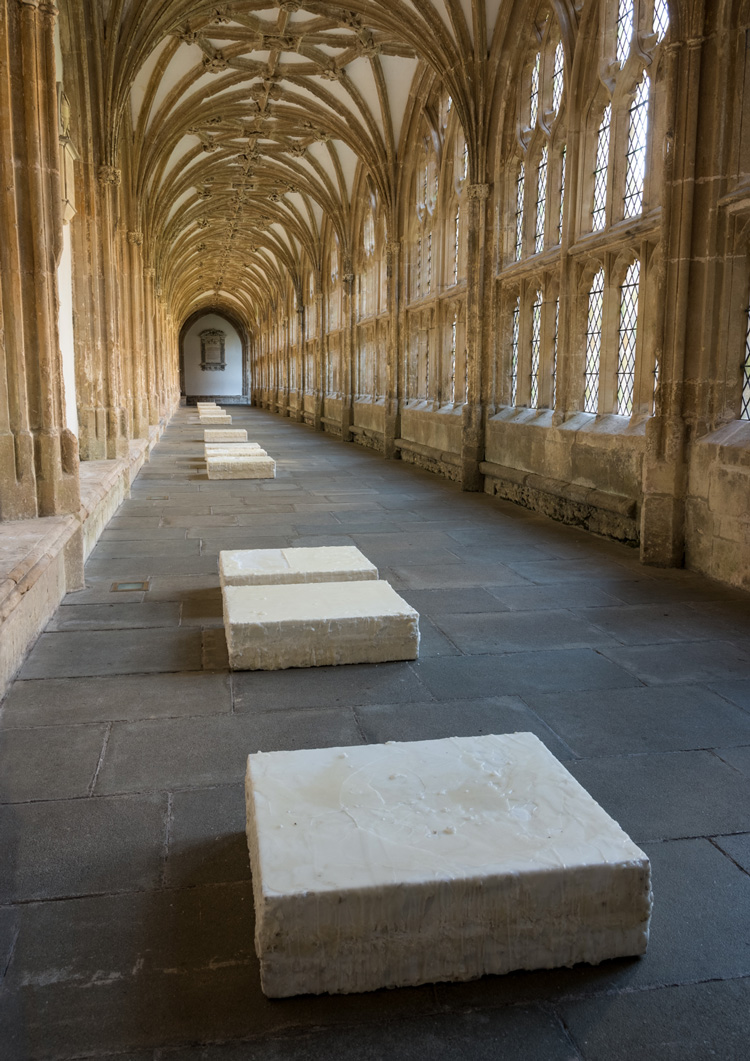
[207,455,275,480]
[203,429,248,442]
[219,546,378,588]
[246,732,652,998]
[200,413,232,425]
[223,579,418,670]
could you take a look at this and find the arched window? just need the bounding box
[592,104,611,231]
[535,147,548,254]
[511,297,520,405]
[742,303,750,421]
[624,74,650,218]
[617,261,640,414]
[530,291,543,406]
[584,268,605,413]
[515,162,525,261]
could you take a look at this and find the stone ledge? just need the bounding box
[480,460,639,544]
[395,438,461,467]
[0,515,82,699]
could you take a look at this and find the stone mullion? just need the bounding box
[293,303,304,422]
[384,240,400,459]
[15,0,78,516]
[117,229,133,438]
[460,183,490,490]
[127,233,148,437]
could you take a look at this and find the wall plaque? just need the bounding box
[200,328,226,370]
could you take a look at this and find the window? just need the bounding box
[552,41,564,114]
[584,268,605,413]
[552,296,559,408]
[453,207,460,284]
[617,260,640,414]
[535,147,548,254]
[742,305,750,420]
[624,74,650,218]
[511,298,520,404]
[426,230,433,294]
[515,162,525,260]
[449,315,457,403]
[558,145,566,242]
[653,0,670,42]
[530,52,540,128]
[616,0,634,65]
[593,104,611,231]
[530,291,542,406]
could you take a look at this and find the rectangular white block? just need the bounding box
[223,579,419,670]
[200,414,232,425]
[246,732,652,998]
[203,429,248,442]
[220,546,378,588]
[197,402,220,409]
[204,444,266,458]
[207,455,276,480]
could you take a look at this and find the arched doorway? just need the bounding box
[179,307,251,405]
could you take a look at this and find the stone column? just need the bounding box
[340,261,355,440]
[127,231,149,438]
[142,267,159,424]
[460,183,490,491]
[97,163,128,457]
[0,0,79,519]
[639,22,703,566]
[293,303,304,422]
[314,293,324,430]
[383,240,401,459]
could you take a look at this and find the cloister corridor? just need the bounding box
[1,405,749,1059]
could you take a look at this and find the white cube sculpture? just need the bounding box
[207,454,275,479]
[245,732,652,998]
[200,413,233,425]
[204,429,248,442]
[223,579,418,670]
[219,546,378,588]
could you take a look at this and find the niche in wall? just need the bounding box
[180,309,250,402]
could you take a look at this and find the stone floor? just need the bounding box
[1,405,750,1061]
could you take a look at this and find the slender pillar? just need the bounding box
[460,183,490,491]
[384,239,401,458]
[340,260,355,440]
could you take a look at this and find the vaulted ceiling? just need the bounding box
[79,1,512,326]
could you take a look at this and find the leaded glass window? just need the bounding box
[453,208,460,284]
[552,297,559,408]
[617,260,640,415]
[416,235,422,298]
[511,299,520,405]
[624,75,650,218]
[530,291,542,407]
[593,104,611,231]
[449,316,457,403]
[426,231,433,294]
[558,145,566,243]
[741,307,750,420]
[535,147,548,254]
[584,268,605,413]
[653,0,670,41]
[616,0,634,65]
[552,41,564,114]
[515,162,525,260]
[530,52,540,129]
[652,356,659,414]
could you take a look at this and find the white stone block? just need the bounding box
[200,413,232,425]
[204,444,266,458]
[219,546,378,588]
[203,429,248,442]
[245,732,652,998]
[206,454,275,479]
[223,579,419,670]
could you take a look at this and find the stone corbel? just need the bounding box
[98,165,121,186]
[127,230,143,245]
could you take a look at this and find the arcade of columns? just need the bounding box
[0,0,748,694]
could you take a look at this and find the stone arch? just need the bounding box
[179,306,251,405]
